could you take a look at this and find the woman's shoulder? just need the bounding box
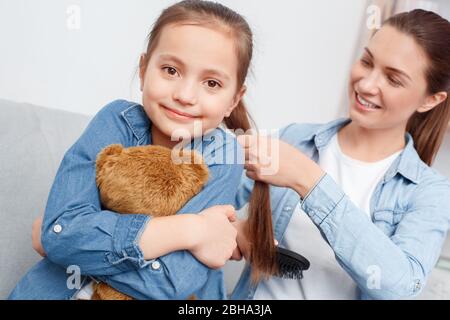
[278,119,348,143]
[400,155,450,213]
[416,161,450,192]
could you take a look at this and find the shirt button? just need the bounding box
[415,280,422,291]
[151,261,161,270]
[53,224,62,233]
[284,206,292,211]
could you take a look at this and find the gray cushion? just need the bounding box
[0,99,90,299]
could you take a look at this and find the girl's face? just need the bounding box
[348,25,441,131]
[140,23,244,143]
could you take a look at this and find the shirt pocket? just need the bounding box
[372,209,406,236]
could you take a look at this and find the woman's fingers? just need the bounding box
[245,169,258,181]
[237,134,255,149]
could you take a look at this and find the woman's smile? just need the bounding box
[353,91,382,112]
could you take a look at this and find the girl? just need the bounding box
[231,9,450,300]
[10,0,274,300]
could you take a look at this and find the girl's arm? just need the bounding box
[41,100,244,298]
[41,100,153,276]
[34,208,237,266]
[237,131,450,300]
[93,161,244,299]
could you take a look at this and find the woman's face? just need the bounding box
[348,25,434,131]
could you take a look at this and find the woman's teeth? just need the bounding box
[356,93,380,109]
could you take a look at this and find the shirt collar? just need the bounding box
[311,118,422,184]
[120,103,151,144]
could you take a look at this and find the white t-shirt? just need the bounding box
[254,134,402,300]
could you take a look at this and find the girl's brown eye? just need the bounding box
[164,67,178,76]
[207,80,219,88]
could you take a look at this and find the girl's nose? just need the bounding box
[173,80,198,106]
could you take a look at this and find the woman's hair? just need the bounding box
[140,0,277,281]
[384,9,450,166]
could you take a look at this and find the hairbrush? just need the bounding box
[275,247,310,279]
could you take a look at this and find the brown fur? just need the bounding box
[92,144,209,300]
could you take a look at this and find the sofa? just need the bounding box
[1,98,449,299]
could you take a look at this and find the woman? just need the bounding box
[231,9,450,300]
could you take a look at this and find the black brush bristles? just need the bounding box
[275,247,310,279]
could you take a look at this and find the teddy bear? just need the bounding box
[91,144,209,300]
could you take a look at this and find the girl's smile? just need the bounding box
[160,104,201,122]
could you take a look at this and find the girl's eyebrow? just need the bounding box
[158,53,185,67]
[203,68,230,81]
[364,47,412,82]
[157,53,230,81]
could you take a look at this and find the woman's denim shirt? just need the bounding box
[9,99,244,300]
[231,119,450,300]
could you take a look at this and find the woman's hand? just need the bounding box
[188,205,239,269]
[237,135,325,198]
[32,215,46,257]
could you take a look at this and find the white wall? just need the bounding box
[0,0,366,130]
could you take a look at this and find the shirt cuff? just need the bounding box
[300,173,345,226]
[106,214,154,271]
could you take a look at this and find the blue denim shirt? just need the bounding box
[231,118,450,300]
[9,99,244,300]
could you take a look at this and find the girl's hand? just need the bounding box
[237,135,325,198]
[230,218,279,262]
[32,215,46,257]
[189,205,238,269]
[231,219,250,261]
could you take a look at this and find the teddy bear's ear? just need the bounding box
[96,144,124,173]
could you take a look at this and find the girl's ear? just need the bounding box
[417,91,448,113]
[139,54,148,92]
[225,85,247,117]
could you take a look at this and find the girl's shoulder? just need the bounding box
[87,99,149,144]
[95,99,146,124]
